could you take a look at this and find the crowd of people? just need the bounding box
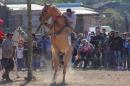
[72,27,130,70]
[0,32,52,81]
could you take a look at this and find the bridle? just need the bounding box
[42,10,66,36]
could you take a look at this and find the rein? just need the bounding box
[49,15,66,36]
[53,22,66,35]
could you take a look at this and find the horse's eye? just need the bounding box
[44,10,47,13]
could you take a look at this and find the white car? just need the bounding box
[89,26,113,34]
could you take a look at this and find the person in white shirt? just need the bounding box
[16,42,24,71]
[63,8,77,29]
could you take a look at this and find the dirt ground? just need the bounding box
[0,48,130,86]
[0,68,130,86]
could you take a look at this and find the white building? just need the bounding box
[5,3,98,32]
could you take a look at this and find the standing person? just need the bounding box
[84,31,91,42]
[122,33,128,69]
[43,34,51,59]
[90,27,104,68]
[1,32,15,82]
[101,28,107,40]
[126,38,130,69]
[16,42,24,71]
[108,31,116,68]
[113,31,123,70]
[32,41,41,71]
[23,41,28,69]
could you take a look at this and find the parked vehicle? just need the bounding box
[89,26,113,34]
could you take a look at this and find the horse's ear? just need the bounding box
[50,2,52,6]
[44,4,51,8]
[44,0,52,7]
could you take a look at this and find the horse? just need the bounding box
[39,4,75,82]
[12,26,28,46]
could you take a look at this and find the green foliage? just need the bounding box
[55,0,75,3]
[6,0,130,4]
[123,0,130,3]
[104,8,123,21]
[103,8,124,31]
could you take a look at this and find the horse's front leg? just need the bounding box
[62,47,72,83]
[63,65,67,83]
[52,58,59,82]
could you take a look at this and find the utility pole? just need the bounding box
[26,0,33,81]
[124,12,129,32]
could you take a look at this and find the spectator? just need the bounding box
[39,34,51,59]
[113,31,123,70]
[122,33,128,69]
[127,38,130,69]
[23,41,28,68]
[1,32,15,82]
[32,41,41,71]
[77,39,94,68]
[16,42,24,71]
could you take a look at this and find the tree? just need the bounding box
[124,0,130,4]
[103,8,124,31]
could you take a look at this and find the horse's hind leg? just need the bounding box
[62,48,72,83]
[53,67,58,82]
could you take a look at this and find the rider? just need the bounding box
[63,8,77,29]
[63,9,77,44]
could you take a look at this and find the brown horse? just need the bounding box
[39,5,75,82]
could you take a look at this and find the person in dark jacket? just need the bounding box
[112,31,123,70]
[90,28,104,67]
[32,41,41,70]
[1,32,15,82]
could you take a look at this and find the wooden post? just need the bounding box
[26,0,33,81]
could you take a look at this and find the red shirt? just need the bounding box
[0,29,4,40]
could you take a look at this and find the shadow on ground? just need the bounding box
[50,82,69,86]
[0,79,24,85]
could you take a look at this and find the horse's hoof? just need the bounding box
[52,76,56,82]
[52,78,56,83]
[24,76,36,82]
[17,75,20,78]
[62,79,65,83]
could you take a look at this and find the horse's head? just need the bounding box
[40,5,52,24]
[13,27,28,45]
[39,5,66,29]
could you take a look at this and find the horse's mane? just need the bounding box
[52,6,62,16]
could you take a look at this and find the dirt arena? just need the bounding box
[0,68,130,86]
[0,48,130,86]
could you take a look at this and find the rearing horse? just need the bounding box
[39,5,74,82]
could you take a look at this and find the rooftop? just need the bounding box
[6,3,98,15]
[7,4,43,10]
